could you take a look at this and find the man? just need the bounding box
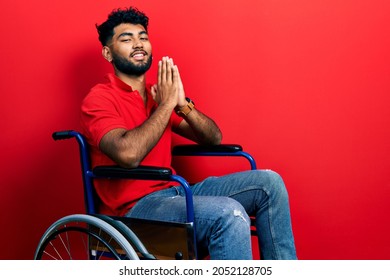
[81,7,297,259]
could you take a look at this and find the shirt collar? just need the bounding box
[106,73,155,108]
[106,73,135,92]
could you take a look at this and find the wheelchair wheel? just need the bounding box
[34,214,139,260]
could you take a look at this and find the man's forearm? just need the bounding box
[181,108,222,145]
[100,103,174,168]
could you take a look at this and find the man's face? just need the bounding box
[107,23,152,76]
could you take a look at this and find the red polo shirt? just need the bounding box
[80,73,183,216]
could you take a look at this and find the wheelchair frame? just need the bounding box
[34,130,257,260]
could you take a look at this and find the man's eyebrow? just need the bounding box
[117,31,148,38]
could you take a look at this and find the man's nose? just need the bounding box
[133,38,143,48]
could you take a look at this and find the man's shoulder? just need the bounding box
[81,82,116,111]
[84,76,116,100]
[88,84,112,96]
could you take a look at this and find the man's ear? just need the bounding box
[102,46,113,63]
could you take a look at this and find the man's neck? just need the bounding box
[115,71,147,98]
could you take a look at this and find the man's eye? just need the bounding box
[121,38,131,42]
[140,37,149,41]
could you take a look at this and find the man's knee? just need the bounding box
[215,198,251,228]
[261,170,290,205]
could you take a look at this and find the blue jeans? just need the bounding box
[127,170,297,260]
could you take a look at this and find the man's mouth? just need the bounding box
[131,51,147,61]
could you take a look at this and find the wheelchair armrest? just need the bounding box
[93,165,173,181]
[172,144,257,170]
[93,165,196,223]
[172,144,243,155]
[52,130,77,140]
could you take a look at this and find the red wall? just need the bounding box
[1,0,389,259]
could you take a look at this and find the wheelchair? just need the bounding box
[34,130,257,260]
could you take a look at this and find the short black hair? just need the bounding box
[96,7,149,46]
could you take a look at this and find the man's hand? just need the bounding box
[175,64,187,107]
[151,56,184,108]
[151,56,187,108]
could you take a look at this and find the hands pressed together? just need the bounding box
[151,56,187,109]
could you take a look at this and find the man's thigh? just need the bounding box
[127,188,247,224]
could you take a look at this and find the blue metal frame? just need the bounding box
[52,130,97,214]
[169,175,194,223]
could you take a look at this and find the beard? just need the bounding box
[111,52,153,76]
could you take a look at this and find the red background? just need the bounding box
[1,0,389,259]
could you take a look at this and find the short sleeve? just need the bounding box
[80,91,128,148]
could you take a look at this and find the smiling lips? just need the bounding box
[131,51,147,61]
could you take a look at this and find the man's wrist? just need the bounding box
[175,97,195,116]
